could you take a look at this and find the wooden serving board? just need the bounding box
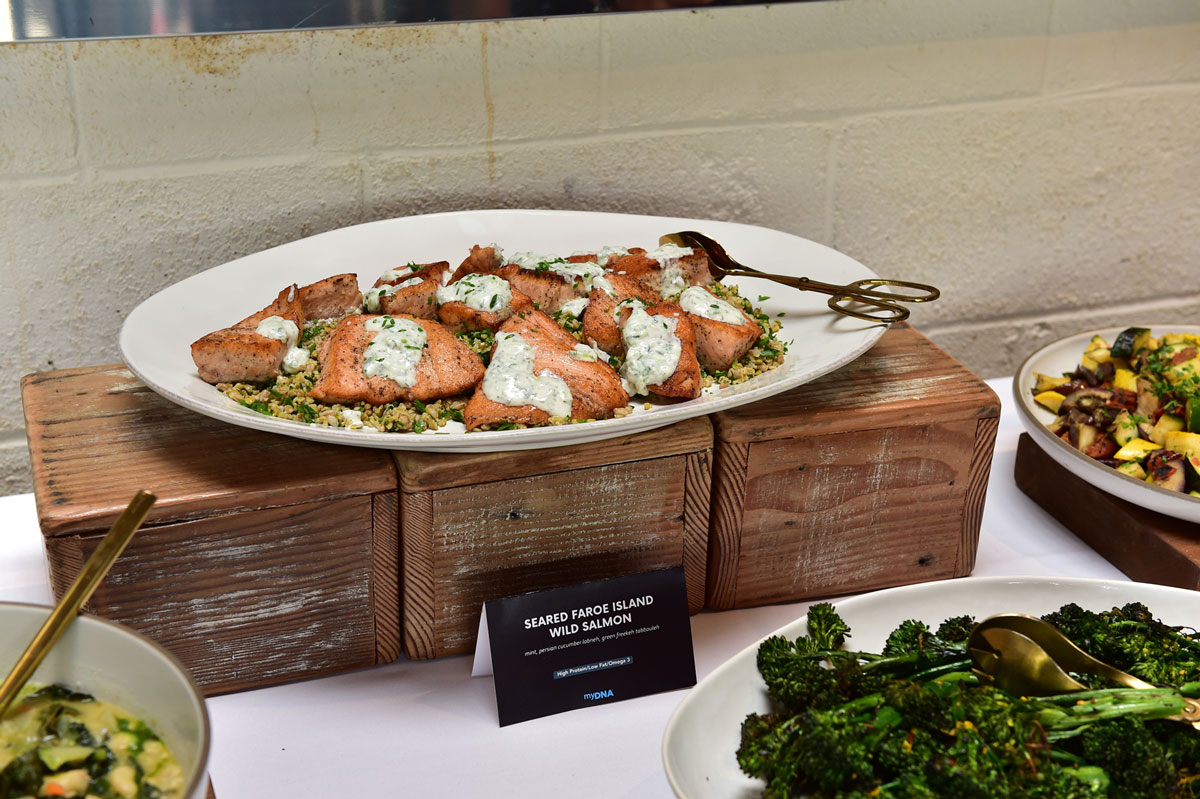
[1014,433,1200,589]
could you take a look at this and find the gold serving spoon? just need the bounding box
[968,613,1200,729]
[660,231,940,323]
[0,489,157,718]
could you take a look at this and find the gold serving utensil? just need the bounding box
[0,489,157,718]
[968,613,1200,729]
[660,231,940,323]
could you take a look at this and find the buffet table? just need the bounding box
[0,377,1130,799]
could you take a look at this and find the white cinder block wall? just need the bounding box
[1,0,1198,495]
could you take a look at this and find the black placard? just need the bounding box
[483,567,696,726]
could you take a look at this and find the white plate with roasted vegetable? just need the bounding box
[661,576,1200,799]
[1014,325,1200,524]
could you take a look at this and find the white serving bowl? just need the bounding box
[0,603,211,799]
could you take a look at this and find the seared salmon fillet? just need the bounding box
[371,261,450,288]
[610,247,714,298]
[464,310,628,430]
[438,283,535,333]
[378,280,439,319]
[621,303,702,400]
[297,273,363,320]
[580,273,660,356]
[449,245,503,283]
[192,285,305,384]
[366,261,450,320]
[310,314,484,405]
[234,285,303,328]
[498,264,583,314]
[680,286,762,372]
[191,330,289,384]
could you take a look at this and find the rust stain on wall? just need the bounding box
[480,27,496,182]
[347,25,436,56]
[159,33,297,77]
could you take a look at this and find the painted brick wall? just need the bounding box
[1,0,1198,494]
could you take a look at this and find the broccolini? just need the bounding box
[738,602,1200,798]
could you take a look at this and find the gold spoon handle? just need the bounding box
[0,490,156,718]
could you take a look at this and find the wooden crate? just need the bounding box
[21,365,402,695]
[1014,433,1200,588]
[706,323,1001,609]
[395,417,713,660]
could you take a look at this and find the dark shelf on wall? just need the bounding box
[2,0,838,42]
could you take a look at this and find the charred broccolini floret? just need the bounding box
[737,602,1200,799]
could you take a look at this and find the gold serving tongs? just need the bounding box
[660,231,940,323]
[968,613,1200,729]
[0,490,157,719]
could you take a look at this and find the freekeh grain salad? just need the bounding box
[1031,327,1200,494]
[191,241,788,434]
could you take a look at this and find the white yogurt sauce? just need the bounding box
[362,315,427,387]
[340,408,364,428]
[379,264,423,283]
[568,342,611,364]
[436,273,512,312]
[612,297,647,323]
[367,277,424,311]
[507,252,607,291]
[644,243,693,298]
[572,245,630,263]
[559,297,589,318]
[363,284,395,313]
[679,286,746,325]
[620,308,681,395]
[483,332,573,418]
[593,275,616,297]
[255,315,309,374]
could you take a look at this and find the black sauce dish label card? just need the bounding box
[481,566,696,726]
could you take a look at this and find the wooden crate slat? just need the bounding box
[402,442,711,660]
[394,416,714,491]
[22,365,395,537]
[54,498,379,694]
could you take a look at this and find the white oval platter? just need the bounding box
[120,209,889,452]
[1013,325,1200,524]
[661,575,1198,799]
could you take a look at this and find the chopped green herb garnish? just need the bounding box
[412,399,427,414]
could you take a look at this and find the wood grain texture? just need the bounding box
[371,492,402,665]
[51,498,379,695]
[681,450,712,613]
[402,450,710,660]
[1014,433,1200,589]
[711,323,1001,443]
[395,416,713,491]
[400,490,437,661]
[705,440,749,610]
[707,325,1001,609]
[732,421,978,607]
[21,365,396,537]
[958,415,1001,574]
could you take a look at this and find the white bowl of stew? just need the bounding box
[0,603,210,799]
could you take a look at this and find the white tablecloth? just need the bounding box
[0,377,1128,798]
